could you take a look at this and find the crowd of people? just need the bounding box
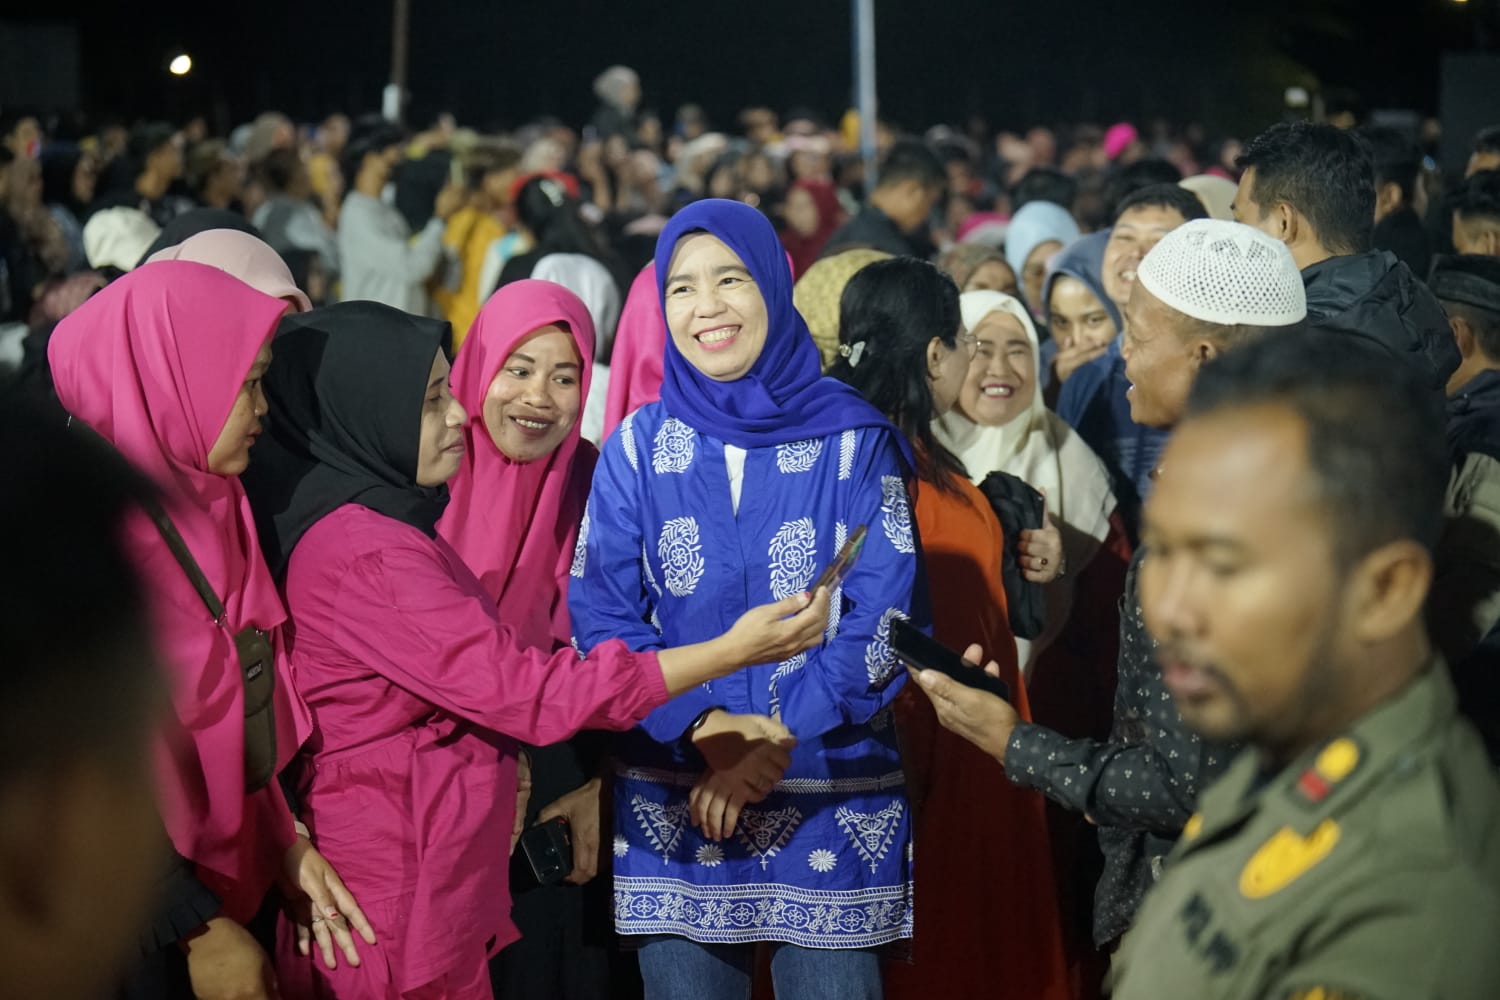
[2,62,1500,1000]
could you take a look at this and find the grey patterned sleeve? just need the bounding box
[1005,719,1225,833]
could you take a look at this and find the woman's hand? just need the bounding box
[280,836,377,971]
[656,589,829,695]
[537,777,605,884]
[1054,338,1109,384]
[689,738,796,840]
[511,750,534,856]
[722,588,830,668]
[691,712,795,772]
[1017,507,1065,584]
[181,916,278,1000]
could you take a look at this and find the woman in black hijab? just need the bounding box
[241,301,826,996]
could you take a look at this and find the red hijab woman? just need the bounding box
[779,178,846,278]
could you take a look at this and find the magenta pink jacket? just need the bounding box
[279,504,667,991]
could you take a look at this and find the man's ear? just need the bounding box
[1344,539,1433,644]
[1374,181,1402,221]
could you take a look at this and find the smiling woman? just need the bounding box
[663,233,771,382]
[239,296,827,997]
[570,199,925,999]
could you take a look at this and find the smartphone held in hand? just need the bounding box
[810,524,868,594]
[512,816,573,890]
[890,619,1011,701]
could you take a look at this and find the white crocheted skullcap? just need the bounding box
[1137,218,1307,326]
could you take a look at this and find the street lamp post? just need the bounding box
[853,0,878,191]
[385,0,410,125]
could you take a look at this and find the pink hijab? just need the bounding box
[439,279,598,650]
[47,260,311,889]
[147,228,313,312]
[601,263,665,441]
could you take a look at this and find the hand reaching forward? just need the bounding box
[909,643,1021,764]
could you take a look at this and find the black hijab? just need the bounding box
[242,301,452,577]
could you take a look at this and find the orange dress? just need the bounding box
[884,472,1072,1000]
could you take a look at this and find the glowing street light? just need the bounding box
[169,53,193,76]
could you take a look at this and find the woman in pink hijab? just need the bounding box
[600,263,665,441]
[241,298,826,998]
[438,279,609,996]
[47,261,372,1000]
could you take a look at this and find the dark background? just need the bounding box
[1,0,1493,138]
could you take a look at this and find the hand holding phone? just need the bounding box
[511,816,573,891]
[890,619,1011,702]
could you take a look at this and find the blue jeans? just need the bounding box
[636,935,883,1000]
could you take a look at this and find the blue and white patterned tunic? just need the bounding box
[569,402,923,949]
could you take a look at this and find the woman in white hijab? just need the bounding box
[936,290,1130,700]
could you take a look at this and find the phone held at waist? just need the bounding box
[513,816,574,890]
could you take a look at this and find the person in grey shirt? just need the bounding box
[336,119,461,315]
[252,148,341,278]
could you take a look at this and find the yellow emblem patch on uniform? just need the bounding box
[1316,739,1360,783]
[1183,812,1204,840]
[1239,819,1341,899]
[1284,988,1366,1000]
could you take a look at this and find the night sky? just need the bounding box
[2,0,1490,140]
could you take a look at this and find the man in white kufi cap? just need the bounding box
[902,219,1312,957]
[1121,218,1307,429]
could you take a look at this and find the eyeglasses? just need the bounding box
[957,332,980,354]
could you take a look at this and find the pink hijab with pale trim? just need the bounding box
[439,279,598,650]
[48,260,311,886]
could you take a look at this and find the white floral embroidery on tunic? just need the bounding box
[879,475,914,553]
[839,429,857,481]
[768,517,817,599]
[569,500,591,578]
[621,412,640,472]
[658,517,706,597]
[776,438,823,474]
[737,805,803,870]
[631,795,691,863]
[651,417,695,474]
[835,800,906,873]
[864,607,907,685]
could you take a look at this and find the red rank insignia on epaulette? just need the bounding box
[1296,769,1331,803]
[1294,738,1360,806]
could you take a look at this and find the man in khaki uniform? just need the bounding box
[1110,332,1500,999]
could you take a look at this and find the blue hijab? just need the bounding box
[654,199,906,459]
[1041,230,1122,332]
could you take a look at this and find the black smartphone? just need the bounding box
[513,816,573,889]
[890,619,1011,702]
[810,525,868,593]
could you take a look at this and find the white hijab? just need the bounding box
[936,290,1117,671]
[531,253,622,447]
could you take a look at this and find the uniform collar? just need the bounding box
[1183,660,1456,846]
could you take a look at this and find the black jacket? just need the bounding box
[820,205,933,260]
[1303,250,1459,394]
[1448,369,1500,464]
[1373,206,1434,281]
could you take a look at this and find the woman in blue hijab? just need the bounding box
[570,200,924,998]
